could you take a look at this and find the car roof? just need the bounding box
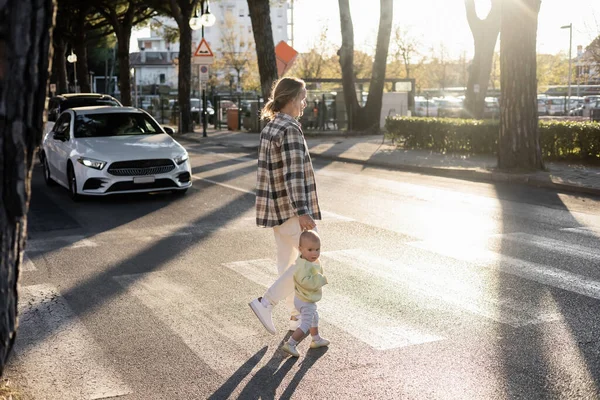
[55,93,115,99]
[70,106,142,115]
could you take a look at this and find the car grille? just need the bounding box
[107,159,175,176]
[106,179,178,193]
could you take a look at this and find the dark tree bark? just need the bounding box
[464,0,500,119]
[53,35,68,94]
[498,0,543,170]
[338,0,392,132]
[0,0,54,375]
[168,0,198,134]
[247,0,278,101]
[73,5,91,93]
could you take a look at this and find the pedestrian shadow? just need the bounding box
[279,346,329,400]
[207,346,268,400]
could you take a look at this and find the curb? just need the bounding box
[311,153,600,198]
[177,135,600,198]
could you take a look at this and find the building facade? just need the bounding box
[130,0,291,95]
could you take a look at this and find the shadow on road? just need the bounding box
[494,183,600,397]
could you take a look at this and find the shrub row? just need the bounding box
[384,117,600,160]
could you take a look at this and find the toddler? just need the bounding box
[281,230,329,357]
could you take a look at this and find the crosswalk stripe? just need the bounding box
[21,253,36,271]
[324,249,561,327]
[10,284,131,399]
[561,226,600,238]
[26,235,97,252]
[222,258,445,350]
[408,240,600,301]
[113,273,260,377]
[498,232,599,261]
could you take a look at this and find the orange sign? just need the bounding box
[275,41,298,77]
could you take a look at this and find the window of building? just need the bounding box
[239,8,245,17]
[159,73,165,84]
[248,25,252,33]
[144,41,153,49]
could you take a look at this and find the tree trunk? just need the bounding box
[0,0,54,375]
[338,0,393,132]
[73,7,91,93]
[177,21,192,133]
[498,0,543,171]
[464,0,500,119]
[116,27,132,106]
[247,0,278,101]
[54,35,68,94]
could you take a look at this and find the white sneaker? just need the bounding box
[289,318,301,331]
[248,297,276,335]
[281,342,300,357]
[310,338,330,349]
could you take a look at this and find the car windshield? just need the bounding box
[62,97,120,109]
[74,112,162,138]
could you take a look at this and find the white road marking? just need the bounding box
[222,258,445,350]
[114,273,259,376]
[9,284,131,399]
[21,253,36,271]
[26,236,97,252]
[192,176,355,222]
[561,226,600,238]
[409,240,600,301]
[324,249,560,327]
[498,232,600,261]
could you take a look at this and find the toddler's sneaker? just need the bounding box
[281,342,300,357]
[310,338,330,349]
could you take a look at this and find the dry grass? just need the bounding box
[0,378,24,400]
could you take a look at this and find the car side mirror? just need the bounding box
[53,132,66,141]
[48,110,57,122]
[163,126,175,136]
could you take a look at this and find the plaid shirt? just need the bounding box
[256,113,321,227]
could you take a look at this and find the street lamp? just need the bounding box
[561,23,572,113]
[67,50,78,93]
[189,0,216,137]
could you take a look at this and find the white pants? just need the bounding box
[262,216,309,317]
[294,297,319,333]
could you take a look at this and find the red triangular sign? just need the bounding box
[194,38,214,57]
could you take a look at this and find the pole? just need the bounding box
[73,61,78,93]
[567,23,572,106]
[201,22,207,137]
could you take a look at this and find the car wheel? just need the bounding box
[42,155,56,186]
[67,163,81,201]
[171,188,188,196]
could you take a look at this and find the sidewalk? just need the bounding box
[177,128,600,197]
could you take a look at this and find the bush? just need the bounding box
[385,117,600,161]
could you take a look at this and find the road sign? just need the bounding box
[193,38,214,65]
[275,41,298,76]
[199,65,209,81]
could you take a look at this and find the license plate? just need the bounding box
[133,176,155,184]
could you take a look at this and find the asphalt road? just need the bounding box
[7,139,600,400]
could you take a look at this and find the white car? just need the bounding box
[41,106,191,200]
[414,97,438,117]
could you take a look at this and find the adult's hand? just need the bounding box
[298,214,316,231]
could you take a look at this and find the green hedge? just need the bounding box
[385,117,600,160]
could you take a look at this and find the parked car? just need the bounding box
[46,93,122,135]
[414,97,438,117]
[190,98,215,124]
[40,106,190,200]
[483,97,500,118]
[436,97,464,118]
[582,95,600,118]
[545,96,567,116]
[537,95,548,116]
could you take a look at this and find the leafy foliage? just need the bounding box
[385,116,600,161]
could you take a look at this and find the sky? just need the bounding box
[291,0,600,59]
[132,0,600,60]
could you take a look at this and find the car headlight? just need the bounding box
[174,153,188,165]
[77,157,106,170]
